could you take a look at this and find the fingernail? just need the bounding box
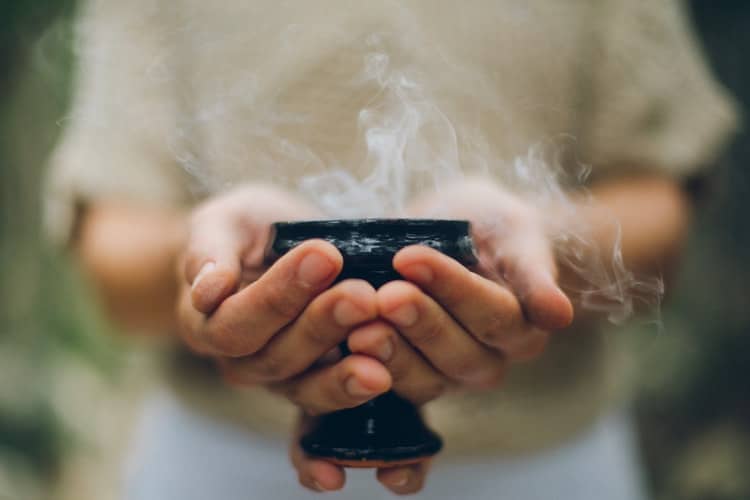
[387,304,418,327]
[391,470,410,487]
[313,480,326,491]
[333,299,368,327]
[192,262,216,290]
[375,338,394,363]
[405,264,433,283]
[298,252,336,286]
[345,376,377,398]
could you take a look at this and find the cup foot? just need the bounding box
[300,392,442,468]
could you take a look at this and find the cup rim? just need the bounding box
[271,218,470,229]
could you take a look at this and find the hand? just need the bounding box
[177,184,431,494]
[287,179,574,495]
[288,179,575,495]
[176,184,392,411]
[289,413,433,495]
[354,178,574,394]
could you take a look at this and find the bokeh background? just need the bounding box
[0,1,747,499]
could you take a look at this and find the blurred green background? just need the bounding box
[0,2,125,499]
[0,1,748,499]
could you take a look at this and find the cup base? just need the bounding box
[300,392,442,468]
[268,219,475,469]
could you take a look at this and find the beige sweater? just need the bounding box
[46,0,736,455]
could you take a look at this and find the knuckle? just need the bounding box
[451,357,481,383]
[475,293,523,342]
[510,331,549,362]
[450,357,506,388]
[325,380,359,411]
[175,316,213,356]
[470,364,507,389]
[205,324,234,353]
[206,322,255,357]
[255,353,290,381]
[261,282,304,321]
[410,379,447,405]
[387,358,411,383]
[483,365,508,388]
[441,269,482,309]
[302,304,342,347]
[475,317,506,346]
[326,389,355,411]
[421,379,447,401]
[440,277,473,310]
[410,315,447,346]
[306,326,334,348]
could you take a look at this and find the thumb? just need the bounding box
[517,268,574,330]
[184,218,245,315]
[501,240,574,330]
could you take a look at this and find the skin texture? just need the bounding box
[76,174,691,494]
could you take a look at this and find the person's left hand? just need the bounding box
[289,178,574,495]
[372,177,575,384]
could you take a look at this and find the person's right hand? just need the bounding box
[175,184,393,415]
[176,184,450,494]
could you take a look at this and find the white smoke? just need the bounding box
[299,33,463,218]
[166,22,663,324]
[505,145,664,324]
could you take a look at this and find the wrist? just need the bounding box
[77,202,188,334]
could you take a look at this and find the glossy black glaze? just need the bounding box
[266,219,478,464]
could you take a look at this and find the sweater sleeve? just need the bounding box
[577,0,739,179]
[43,0,191,246]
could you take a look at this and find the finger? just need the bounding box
[176,277,225,356]
[184,216,246,314]
[394,247,553,361]
[499,327,551,362]
[202,240,343,357]
[393,246,573,334]
[377,461,432,495]
[488,234,574,330]
[221,280,377,383]
[348,321,447,405]
[509,263,574,331]
[270,355,391,416]
[377,281,506,388]
[394,245,527,352]
[290,415,345,492]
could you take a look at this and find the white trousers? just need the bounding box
[124,391,648,500]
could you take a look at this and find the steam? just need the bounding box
[506,145,665,324]
[299,33,462,218]
[166,25,663,324]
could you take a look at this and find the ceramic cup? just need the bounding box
[266,219,478,467]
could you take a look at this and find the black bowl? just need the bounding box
[266,218,477,466]
[267,219,477,288]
